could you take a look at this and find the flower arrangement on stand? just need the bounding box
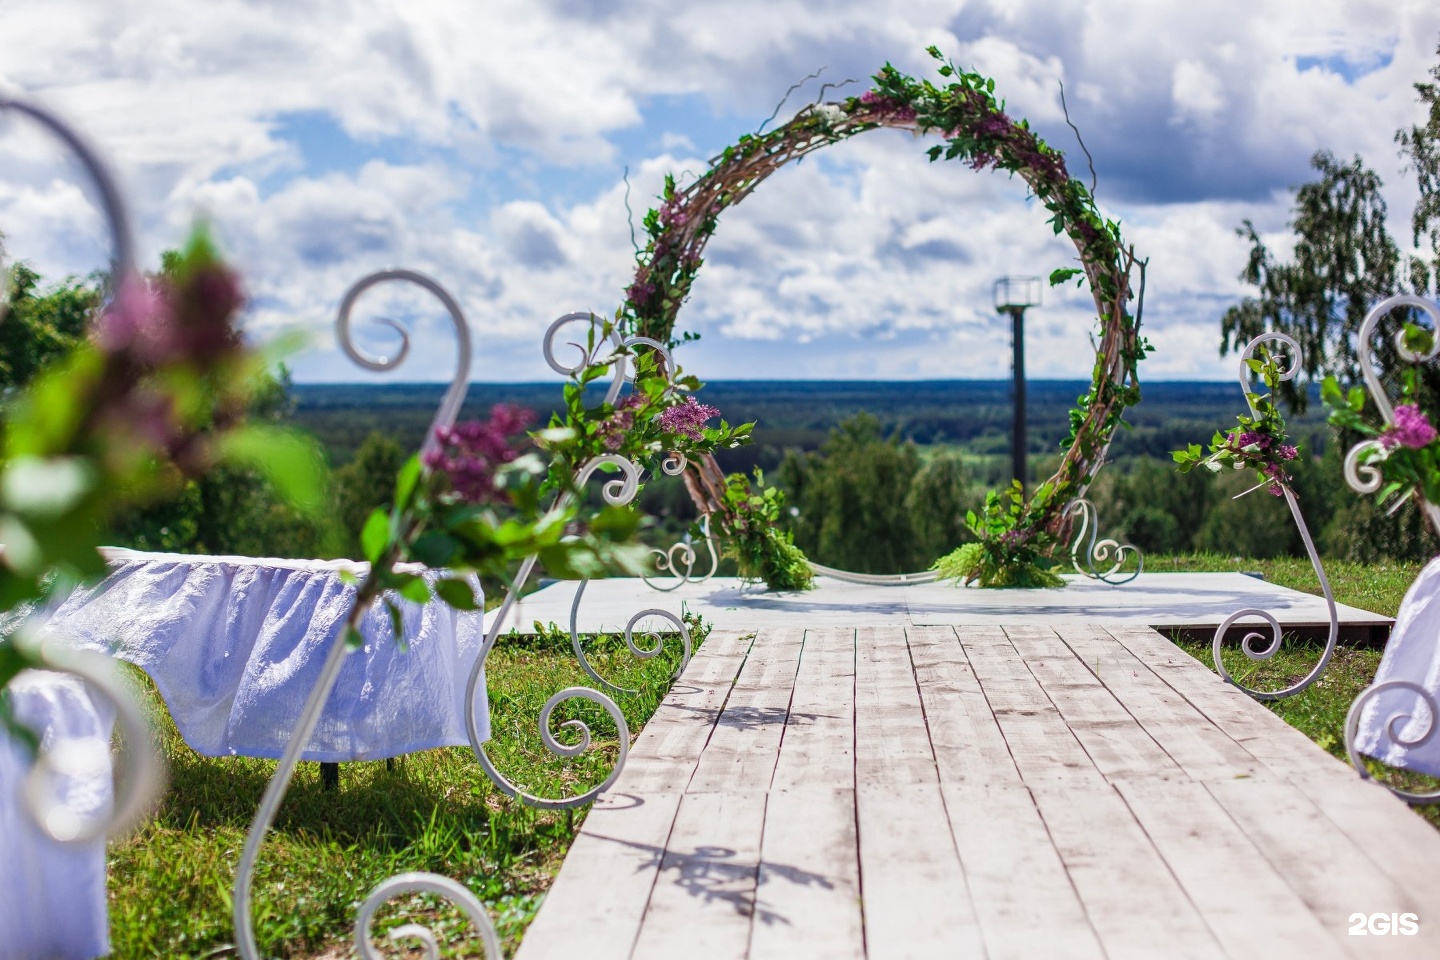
[1173,333,1340,701]
[233,287,748,959]
[1324,320,1440,519]
[1174,345,1302,497]
[1329,294,1440,805]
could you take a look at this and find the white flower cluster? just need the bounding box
[807,103,848,127]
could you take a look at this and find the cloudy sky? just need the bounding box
[2,0,1439,384]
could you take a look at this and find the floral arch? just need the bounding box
[616,49,1147,588]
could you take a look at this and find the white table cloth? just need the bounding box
[30,548,489,762]
[0,670,113,960]
[1353,555,1440,776]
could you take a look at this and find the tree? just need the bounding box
[1220,151,1404,411]
[780,414,927,573]
[0,260,101,392]
[1220,43,1440,411]
[333,431,407,559]
[905,451,973,564]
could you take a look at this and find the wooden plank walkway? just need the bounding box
[515,625,1440,959]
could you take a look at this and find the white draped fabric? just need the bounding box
[31,548,490,762]
[1353,555,1440,776]
[0,671,113,960]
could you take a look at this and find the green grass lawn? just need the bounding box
[104,553,1440,955]
[1150,552,1440,829]
[107,623,704,959]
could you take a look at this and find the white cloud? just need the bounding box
[1,0,1439,385]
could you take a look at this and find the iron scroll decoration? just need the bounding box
[1062,498,1143,585]
[0,95,167,845]
[1340,294,1440,805]
[233,271,505,959]
[1210,333,1339,701]
[618,50,1146,573]
[237,289,699,956]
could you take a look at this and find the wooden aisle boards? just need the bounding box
[515,623,1440,959]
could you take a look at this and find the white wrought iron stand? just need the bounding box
[1339,294,1440,804]
[1209,332,1339,701]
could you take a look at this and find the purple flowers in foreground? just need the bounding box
[1383,404,1439,451]
[658,396,720,440]
[1217,428,1298,495]
[424,404,534,504]
[597,395,644,452]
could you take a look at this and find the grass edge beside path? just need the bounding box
[1151,552,1440,831]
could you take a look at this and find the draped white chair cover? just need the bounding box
[0,670,113,960]
[1353,555,1440,776]
[30,548,490,762]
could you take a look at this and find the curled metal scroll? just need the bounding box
[0,97,163,841]
[355,872,500,960]
[566,447,692,689]
[336,268,473,459]
[0,95,137,285]
[574,453,644,506]
[1211,334,1337,700]
[1354,295,1440,423]
[463,514,637,809]
[20,643,165,843]
[543,312,677,410]
[1344,680,1440,806]
[545,311,628,407]
[643,515,720,591]
[566,580,693,695]
[1344,295,1440,532]
[235,271,487,960]
[1062,498,1141,585]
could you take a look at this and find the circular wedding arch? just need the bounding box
[619,50,1147,585]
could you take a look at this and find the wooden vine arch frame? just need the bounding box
[619,50,1147,576]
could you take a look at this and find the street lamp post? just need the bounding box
[994,276,1042,495]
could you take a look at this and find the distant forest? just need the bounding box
[294,378,1333,474]
[293,379,1421,573]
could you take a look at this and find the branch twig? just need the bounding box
[758,67,827,134]
[1058,80,1098,196]
[622,166,638,254]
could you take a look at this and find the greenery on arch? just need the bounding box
[617,48,1149,587]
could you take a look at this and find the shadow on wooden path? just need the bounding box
[516,625,1440,959]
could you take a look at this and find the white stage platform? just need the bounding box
[491,573,1392,639]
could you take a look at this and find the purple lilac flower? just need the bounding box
[626,280,656,306]
[975,114,1012,139]
[1383,404,1438,450]
[596,394,644,452]
[1262,462,1289,496]
[858,91,917,124]
[95,276,168,355]
[658,396,720,440]
[1277,444,1298,461]
[423,403,534,504]
[96,265,243,371]
[1233,431,1270,451]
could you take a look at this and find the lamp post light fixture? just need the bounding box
[994,276,1042,495]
